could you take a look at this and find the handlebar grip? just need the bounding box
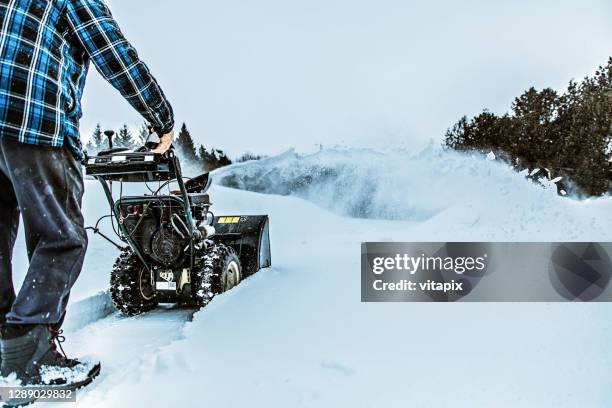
[145,131,161,150]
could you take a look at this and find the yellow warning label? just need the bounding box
[218,216,241,224]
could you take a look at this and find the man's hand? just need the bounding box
[152,130,175,154]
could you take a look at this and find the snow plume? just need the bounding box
[212,146,612,240]
[212,146,569,221]
[174,151,206,179]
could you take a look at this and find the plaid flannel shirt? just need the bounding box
[0,0,174,159]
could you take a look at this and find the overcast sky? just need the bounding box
[82,0,612,156]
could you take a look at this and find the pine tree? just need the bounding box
[198,145,209,170]
[137,122,150,147]
[175,123,198,162]
[197,144,235,171]
[236,152,264,163]
[208,148,219,170]
[198,145,215,171]
[444,57,612,196]
[217,149,232,168]
[117,124,133,148]
[86,123,104,153]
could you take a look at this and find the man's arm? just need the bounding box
[65,0,174,140]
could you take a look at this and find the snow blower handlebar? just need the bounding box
[84,129,199,269]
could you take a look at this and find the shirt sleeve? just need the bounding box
[65,0,174,134]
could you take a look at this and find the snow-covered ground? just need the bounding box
[12,147,612,407]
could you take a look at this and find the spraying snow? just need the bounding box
[213,146,612,240]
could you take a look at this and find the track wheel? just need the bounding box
[192,243,241,308]
[110,248,158,316]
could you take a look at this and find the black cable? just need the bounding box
[124,207,148,239]
[153,179,172,196]
[153,177,192,196]
[94,214,112,230]
[106,180,124,241]
[144,181,156,194]
[109,212,122,240]
[118,179,124,217]
[86,213,125,249]
[85,227,125,250]
[123,198,164,240]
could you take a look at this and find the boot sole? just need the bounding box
[2,363,101,408]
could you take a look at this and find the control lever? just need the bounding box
[104,130,115,149]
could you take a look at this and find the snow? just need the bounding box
[40,360,98,386]
[213,147,612,239]
[0,373,22,387]
[10,147,612,407]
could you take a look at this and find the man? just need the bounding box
[0,0,174,388]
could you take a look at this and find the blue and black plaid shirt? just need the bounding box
[0,0,174,159]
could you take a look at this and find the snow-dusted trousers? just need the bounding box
[0,138,87,327]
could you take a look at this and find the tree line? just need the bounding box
[86,123,149,152]
[445,58,612,196]
[86,122,264,172]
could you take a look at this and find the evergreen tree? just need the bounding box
[85,123,103,153]
[208,148,219,170]
[217,149,232,167]
[175,123,197,162]
[198,145,212,171]
[236,152,265,162]
[198,145,209,170]
[137,122,150,147]
[445,57,612,196]
[198,145,233,171]
[117,124,133,148]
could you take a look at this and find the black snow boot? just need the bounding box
[0,324,100,387]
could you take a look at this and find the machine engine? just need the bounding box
[117,194,211,267]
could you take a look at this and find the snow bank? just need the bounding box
[62,291,115,333]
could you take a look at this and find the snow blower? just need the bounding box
[84,130,271,315]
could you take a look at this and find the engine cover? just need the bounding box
[151,229,185,266]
